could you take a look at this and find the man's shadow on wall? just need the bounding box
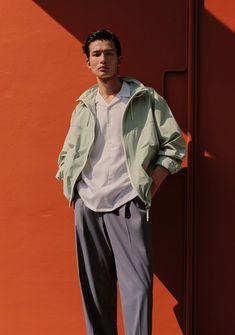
[33,0,235,334]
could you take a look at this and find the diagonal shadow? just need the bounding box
[32,0,188,333]
[32,1,235,334]
[32,0,187,93]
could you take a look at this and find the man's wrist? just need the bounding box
[150,165,169,197]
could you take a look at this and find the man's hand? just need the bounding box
[150,165,169,197]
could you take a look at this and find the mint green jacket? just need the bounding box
[56,78,186,207]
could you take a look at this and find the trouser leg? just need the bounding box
[104,198,153,335]
[74,198,118,335]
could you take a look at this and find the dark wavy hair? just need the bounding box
[82,29,122,58]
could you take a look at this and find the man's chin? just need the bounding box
[97,73,117,80]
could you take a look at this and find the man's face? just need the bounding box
[87,40,120,80]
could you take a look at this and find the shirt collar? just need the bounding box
[116,81,131,98]
[95,81,130,103]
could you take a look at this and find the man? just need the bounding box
[56,29,186,335]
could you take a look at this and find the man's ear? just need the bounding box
[86,58,90,68]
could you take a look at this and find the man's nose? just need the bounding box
[100,53,106,63]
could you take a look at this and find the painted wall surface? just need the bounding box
[196,0,235,334]
[0,2,90,334]
[1,1,188,334]
[2,0,234,334]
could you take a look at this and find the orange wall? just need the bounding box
[0,1,187,334]
[2,1,234,334]
[0,2,91,334]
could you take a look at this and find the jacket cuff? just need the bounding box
[156,156,182,174]
[55,169,64,180]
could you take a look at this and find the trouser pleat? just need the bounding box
[74,197,153,335]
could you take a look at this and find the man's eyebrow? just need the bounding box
[91,48,115,53]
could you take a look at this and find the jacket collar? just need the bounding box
[76,77,146,104]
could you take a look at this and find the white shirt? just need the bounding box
[77,81,138,211]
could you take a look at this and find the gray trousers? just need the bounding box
[74,196,153,335]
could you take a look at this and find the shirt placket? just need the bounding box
[106,104,113,184]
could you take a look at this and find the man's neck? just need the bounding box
[97,76,122,102]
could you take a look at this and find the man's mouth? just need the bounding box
[98,66,108,71]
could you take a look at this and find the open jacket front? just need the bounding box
[56,77,186,207]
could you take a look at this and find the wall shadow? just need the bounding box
[196,1,235,334]
[32,1,235,334]
[151,171,187,332]
[32,0,187,91]
[32,0,188,333]
[23,0,235,335]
